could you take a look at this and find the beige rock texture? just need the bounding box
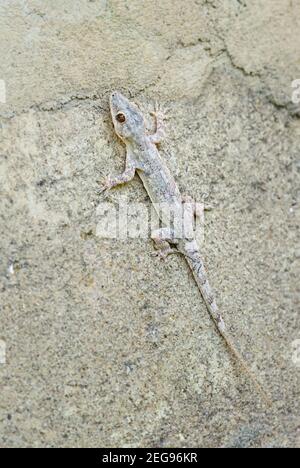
[0,0,299,448]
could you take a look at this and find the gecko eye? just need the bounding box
[116,112,126,123]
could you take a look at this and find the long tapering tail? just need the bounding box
[183,241,272,406]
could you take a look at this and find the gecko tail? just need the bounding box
[184,247,272,406]
[219,329,272,406]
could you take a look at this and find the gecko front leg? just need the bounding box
[101,153,136,193]
[149,103,167,145]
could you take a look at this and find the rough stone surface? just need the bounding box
[0,0,299,448]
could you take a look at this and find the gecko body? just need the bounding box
[104,91,270,404]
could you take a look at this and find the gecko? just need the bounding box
[102,91,271,405]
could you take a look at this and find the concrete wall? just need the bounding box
[0,0,299,447]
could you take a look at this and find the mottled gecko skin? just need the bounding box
[105,91,270,405]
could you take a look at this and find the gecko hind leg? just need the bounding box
[182,195,213,217]
[151,228,179,261]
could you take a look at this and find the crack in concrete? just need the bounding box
[0,38,297,123]
[0,92,107,121]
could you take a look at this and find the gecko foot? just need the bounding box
[151,236,178,260]
[97,176,113,194]
[151,247,178,261]
[150,102,170,120]
[182,195,213,217]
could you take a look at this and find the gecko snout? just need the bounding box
[110,90,121,100]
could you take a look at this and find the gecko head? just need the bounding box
[110,91,145,142]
